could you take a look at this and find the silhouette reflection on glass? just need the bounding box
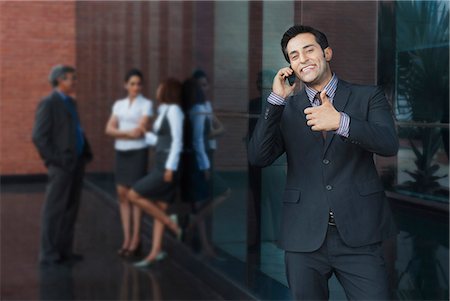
[396,235,448,299]
[249,70,285,246]
[248,70,263,139]
[180,76,230,259]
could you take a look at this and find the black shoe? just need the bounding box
[40,259,62,266]
[123,243,142,258]
[62,253,84,262]
[40,258,72,267]
[117,248,128,257]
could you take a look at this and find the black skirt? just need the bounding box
[115,148,149,187]
[132,152,178,203]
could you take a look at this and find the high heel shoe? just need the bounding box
[133,252,167,268]
[176,228,184,241]
[117,248,128,257]
[123,242,141,257]
[170,214,184,241]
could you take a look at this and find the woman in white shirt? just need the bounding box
[189,71,228,205]
[105,69,153,257]
[127,78,184,267]
[187,71,231,258]
[192,69,225,153]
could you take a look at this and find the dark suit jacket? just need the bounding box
[32,91,93,172]
[248,80,399,252]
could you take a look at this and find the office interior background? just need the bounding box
[1,1,449,300]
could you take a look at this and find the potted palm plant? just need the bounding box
[396,0,449,201]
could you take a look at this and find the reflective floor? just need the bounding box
[3,179,448,301]
[215,171,449,300]
[1,182,222,300]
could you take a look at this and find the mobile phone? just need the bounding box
[286,65,296,86]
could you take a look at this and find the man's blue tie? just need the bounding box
[62,97,85,156]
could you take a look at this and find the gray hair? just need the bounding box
[48,65,76,87]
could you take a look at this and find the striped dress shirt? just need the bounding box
[267,74,350,137]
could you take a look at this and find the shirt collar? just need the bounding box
[126,94,142,104]
[56,89,70,101]
[305,73,338,102]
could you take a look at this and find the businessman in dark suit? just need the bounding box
[32,65,92,266]
[248,25,398,300]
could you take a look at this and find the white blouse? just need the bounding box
[205,101,217,150]
[112,95,153,151]
[152,104,184,171]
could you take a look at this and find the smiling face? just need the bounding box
[286,33,333,90]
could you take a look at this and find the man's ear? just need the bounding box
[56,77,63,87]
[324,47,333,62]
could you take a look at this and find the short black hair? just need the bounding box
[125,68,143,82]
[181,78,205,111]
[192,69,207,80]
[49,65,76,87]
[281,25,329,62]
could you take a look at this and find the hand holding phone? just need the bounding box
[272,66,297,99]
[286,65,296,86]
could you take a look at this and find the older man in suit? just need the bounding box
[32,65,92,266]
[248,25,398,300]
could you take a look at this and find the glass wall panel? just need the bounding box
[77,1,449,299]
[378,1,449,299]
[392,0,449,204]
[210,1,249,262]
[259,0,293,286]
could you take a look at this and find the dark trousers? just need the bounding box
[285,226,390,300]
[40,162,85,263]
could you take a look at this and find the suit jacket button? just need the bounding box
[323,159,330,165]
[326,185,333,191]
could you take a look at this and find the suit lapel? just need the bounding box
[323,81,351,155]
[52,91,73,120]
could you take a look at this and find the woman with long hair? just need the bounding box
[127,78,184,267]
[185,72,231,258]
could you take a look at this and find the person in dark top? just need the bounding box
[32,65,93,266]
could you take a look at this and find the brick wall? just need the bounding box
[294,1,378,84]
[0,1,76,175]
[1,1,379,175]
[74,1,214,173]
